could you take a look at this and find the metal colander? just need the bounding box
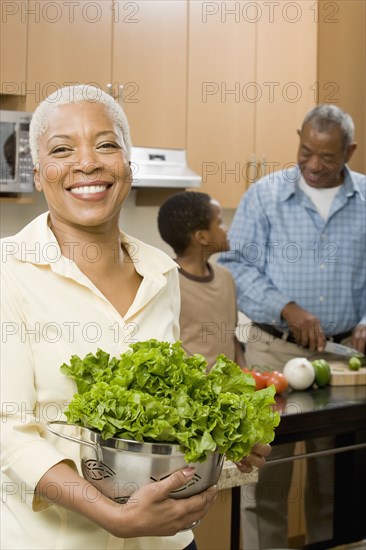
[47,421,224,503]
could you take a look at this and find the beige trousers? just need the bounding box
[241,327,337,550]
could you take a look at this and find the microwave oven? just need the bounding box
[0,110,34,195]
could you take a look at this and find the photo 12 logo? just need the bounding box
[1,1,140,24]
[201,81,339,104]
[0,81,140,104]
[201,2,339,24]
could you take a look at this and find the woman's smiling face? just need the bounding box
[34,101,132,231]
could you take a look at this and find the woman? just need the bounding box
[1,85,270,550]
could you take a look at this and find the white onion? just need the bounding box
[283,357,315,390]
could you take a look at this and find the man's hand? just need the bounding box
[351,324,366,354]
[281,302,326,352]
[234,443,272,473]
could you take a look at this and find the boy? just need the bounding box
[158,191,245,369]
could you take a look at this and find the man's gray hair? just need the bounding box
[29,85,132,164]
[301,104,355,150]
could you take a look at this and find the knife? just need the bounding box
[324,341,364,358]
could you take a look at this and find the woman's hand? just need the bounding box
[234,443,272,473]
[112,467,217,538]
[36,461,217,538]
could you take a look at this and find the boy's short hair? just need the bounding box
[158,191,213,255]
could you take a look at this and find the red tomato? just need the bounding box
[250,370,267,391]
[261,371,272,383]
[266,371,289,394]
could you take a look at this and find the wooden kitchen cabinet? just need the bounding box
[0,0,28,95]
[0,0,187,149]
[193,456,306,550]
[25,0,113,111]
[2,0,363,191]
[187,0,317,207]
[194,488,232,550]
[112,0,188,148]
[255,2,317,175]
[187,0,256,207]
[318,0,366,173]
[24,0,188,147]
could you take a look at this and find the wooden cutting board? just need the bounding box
[329,361,366,386]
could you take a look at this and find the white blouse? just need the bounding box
[0,212,192,550]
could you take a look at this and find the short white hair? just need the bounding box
[29,85,132,164]
[301,104,355,150]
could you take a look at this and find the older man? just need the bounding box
[220,105,365,548]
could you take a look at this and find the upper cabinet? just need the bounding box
[255,3,317,174]
[318,0,365,173]
[187,0,317,207]
[187,0,256,204]
[23,0,188,148]
[0,0,28,95]
[112,1,187,149]
[1,1,363,200]
[25,0,113,111]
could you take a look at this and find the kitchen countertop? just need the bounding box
[218,460,258,490]
[272,384,366,444]
[219,385,366,491]
[228,385,366,550]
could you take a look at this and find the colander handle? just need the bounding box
[46,421,103,462]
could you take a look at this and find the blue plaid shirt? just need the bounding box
[219,166,366,336]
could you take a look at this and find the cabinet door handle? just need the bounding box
[261,154,267,176]
[248,154,258,185]
[106,83,124,102]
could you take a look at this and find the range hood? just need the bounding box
[130,147,201,188]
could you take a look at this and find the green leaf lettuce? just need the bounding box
[61,339,280,462]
